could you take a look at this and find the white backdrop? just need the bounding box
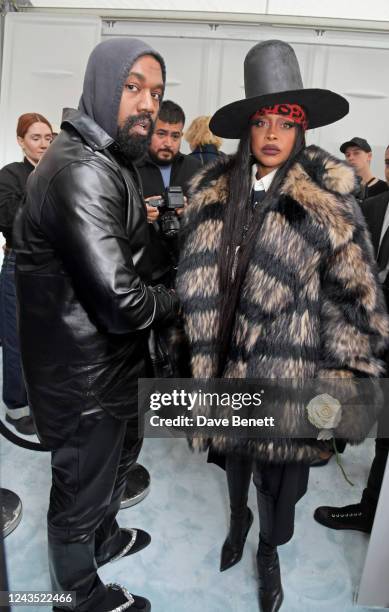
[0,13,101,166]
[1,12,389,173]
[23,0,389,22]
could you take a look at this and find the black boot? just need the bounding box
[220,507,253,571]
[257,540,284,612]
[220,454,253,572]
[314,503,374,533]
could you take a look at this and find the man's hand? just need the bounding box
[145,195,162,223]
[151,284,180,324]
[175,196,188,217]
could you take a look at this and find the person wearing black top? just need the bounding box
[185,115,226,167]
[340,136,389,200]
[0,112,53,435]
[13,39,178,612]
[137,100,200,287]
[314,182,389,534]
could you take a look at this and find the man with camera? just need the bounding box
[137,100,201,288]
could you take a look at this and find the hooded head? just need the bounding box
[79,37,166,140]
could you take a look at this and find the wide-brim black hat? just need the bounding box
[210,40,349,139]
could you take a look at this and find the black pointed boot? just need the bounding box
[220,454,253,572]
[257,539,284,612]
[220,506,254,571]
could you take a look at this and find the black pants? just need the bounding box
[48,410,142,611]
[226,454,309,547]
[361,437,389,514]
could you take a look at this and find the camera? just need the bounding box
[148,186,184,238]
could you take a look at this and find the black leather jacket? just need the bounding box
[14,108,177,449]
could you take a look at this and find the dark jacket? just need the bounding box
[356,177,388,201]
[361,191,389,312]
[137,152,201,284]
[0,158,34,248]
[177,146,389,463]
[189,144,225,167]
[361,192,389,257]
[13,108,176,449]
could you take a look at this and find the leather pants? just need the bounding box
[48,410,142,611]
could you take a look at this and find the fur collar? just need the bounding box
[188,145,359,250]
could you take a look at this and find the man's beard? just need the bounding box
[149,149,177,167]
[116,113,154,163]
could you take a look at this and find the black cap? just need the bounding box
[340,137,372,154]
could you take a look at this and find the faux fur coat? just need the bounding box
[176,145,389,462]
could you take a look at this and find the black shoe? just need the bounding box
[220,507,253,572]
[257,544,284,612]
[120,464,151,509]
[314,503,373,533]
[96,584,151,612]
[5,413,35,435]
[97,528,151,567]
[53,583,151,611]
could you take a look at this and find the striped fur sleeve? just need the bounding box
[318,204,389,378]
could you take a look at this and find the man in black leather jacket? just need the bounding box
[13,38,178,612]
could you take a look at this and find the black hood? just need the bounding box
[78,37,166,140]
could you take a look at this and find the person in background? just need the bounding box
[340,137,388,200]
[314,145,389,535]
[0,112,53,435]
[185,114,225,166]
[137,100,200,288]
[177,40,389,612]
[384,144,389,185]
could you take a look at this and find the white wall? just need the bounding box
[27,0,389,22]
[1,11,389,179]
[0,13,101,167]
[101,19,389,178]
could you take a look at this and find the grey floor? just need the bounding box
[0,351,384,611]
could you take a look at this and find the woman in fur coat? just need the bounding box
[176,40,389,612]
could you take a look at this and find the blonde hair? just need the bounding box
[184,115,223,150]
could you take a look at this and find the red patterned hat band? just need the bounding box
[251,104,309,131]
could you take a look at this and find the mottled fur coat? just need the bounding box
[176,145,389,462]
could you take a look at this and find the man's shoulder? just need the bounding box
[37,130,121,184]
[361,190,389,215]
[377,178,389,188]
[172,153,202,187]
[27,137,126,213]
[175,152,201,171]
